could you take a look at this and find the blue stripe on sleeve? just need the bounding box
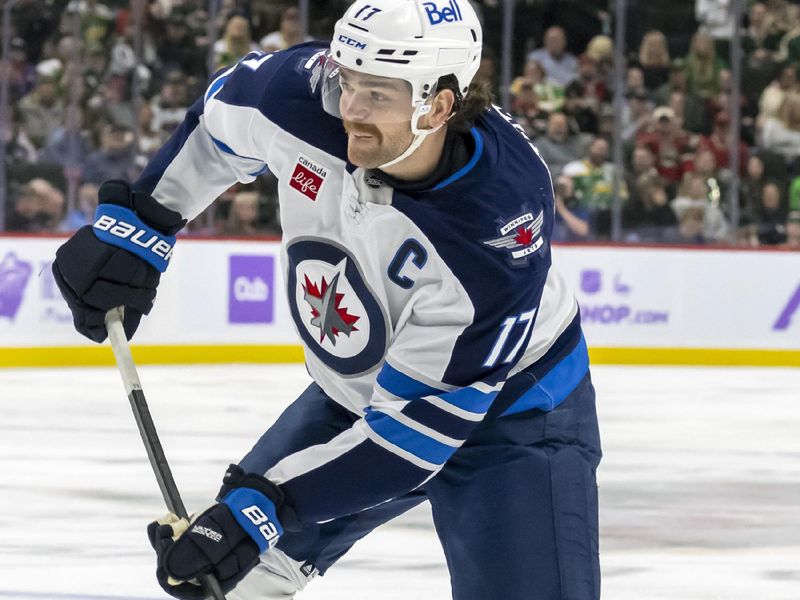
[437,386,497,414]
[365,410,456,466]
[400,400,477,441]
[376,363,445,400]
[210,135,264,162]
[502,334,589,416]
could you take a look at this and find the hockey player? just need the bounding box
[52,1,601,598]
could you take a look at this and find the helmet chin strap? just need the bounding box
[377,104,445,170]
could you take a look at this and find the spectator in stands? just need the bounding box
[741,155,768,220]
[672,173,729,241]
[695,0,734,58]
[83,43,109,100]
[744,2,782,59]
[755,181,787,244]
[760,92,800,159]
[156,15,207,80]
[260,6,313,52]
[758,65,798,124]
[621,89,652,142]
[688,148,726,210]
[136,102,162,162]
[626,66,647,97]
[697,111,749,175]
[585,35,614,85]
[685,31,725,99]
[214,12,259,70]
[562,136,624,238]
[222,188,264,236]
[1,107,37,165]
[638,30,672,91]
[61,181,99,231]
[534,112,585,177]
[82,122,136,184]
[7,178,66,233]
[150,71,189,137]
[17,72,65,148]
[563,80,599,135]
[87,75,136,130]
[573,53,608,112]
[511,59,564,113]
[38,105,93,167]
[674,206,707,244]
[622,173,678,241]
[666,89,705,135]
[6,37,37,102]
[785,211,800,247]
[509,79,547,137]
[625,146,659,205]
[636,106,693,186]
[527,26,578,87]
[552,175,590,241]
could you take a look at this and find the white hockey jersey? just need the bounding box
[134,44,588,522]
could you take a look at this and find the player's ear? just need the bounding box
[424,88,456,130]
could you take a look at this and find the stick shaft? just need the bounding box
[106,307,226,600]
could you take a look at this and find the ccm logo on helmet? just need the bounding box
[241,505,280,549]
[423,0,463,25]
[93,214,174,260]
[337,34,367,50]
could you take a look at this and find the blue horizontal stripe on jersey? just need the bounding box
[400,399,477,442]
[365,410,457,466]
[437,386,497,415]
[432,127,484,191]
[210,135,264,163]
[376,363,445,401]
[501,333,589,416]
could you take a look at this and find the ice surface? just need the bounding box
[1,365,798,600]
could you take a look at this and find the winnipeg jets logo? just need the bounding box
[302,271,360,345]
[482,207,545,267]
[287,239,388,375]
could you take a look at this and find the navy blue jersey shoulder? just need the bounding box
[212,42,348,161]
[390,107,555,387]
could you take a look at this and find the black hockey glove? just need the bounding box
[52,180,185,343]
[147,465,295,599]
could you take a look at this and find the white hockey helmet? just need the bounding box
[322,0,483,167]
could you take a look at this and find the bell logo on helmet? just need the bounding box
[423,0,463,25]
[337,34,367,50]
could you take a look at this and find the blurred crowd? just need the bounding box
[1,0,800,248]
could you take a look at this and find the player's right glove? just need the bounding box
[52,180,185,343]
[147,465,292,599]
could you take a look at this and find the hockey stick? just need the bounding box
[105,306,227,600]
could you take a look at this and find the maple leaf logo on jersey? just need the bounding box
[302,272,360,345]
[481,207,546,267]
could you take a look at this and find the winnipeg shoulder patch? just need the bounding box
[481,206,546,267]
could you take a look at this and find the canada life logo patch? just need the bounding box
[289,155,328,201]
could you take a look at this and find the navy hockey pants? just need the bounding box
[238,371,602,600]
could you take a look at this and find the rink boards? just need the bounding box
[1,235,798,367]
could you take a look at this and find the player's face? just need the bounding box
[338,68,415,169]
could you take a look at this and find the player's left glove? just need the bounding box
[147,465,292,599]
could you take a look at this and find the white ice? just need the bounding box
[1,365,799,600]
